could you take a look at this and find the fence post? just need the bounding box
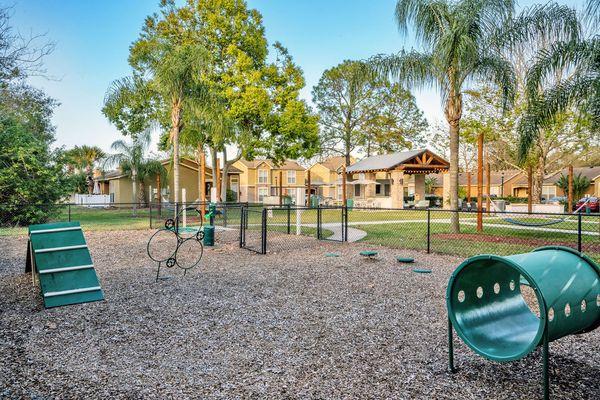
[287,204,291,234]
[68,204,71,222]
[427,208,431,254]
[149,202,153,229]
[577,213,582,253]
[240,205,245,248]
[317,206,322,240]
[261,208,267,254]
[344,206,348,242]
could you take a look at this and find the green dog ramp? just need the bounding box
[26,221,104,308]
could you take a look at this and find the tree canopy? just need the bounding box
[312,59,427,165]
[103,0,319,201]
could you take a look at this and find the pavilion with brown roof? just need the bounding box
[346,149,449,208]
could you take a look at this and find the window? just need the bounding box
[354,185,361,197]
[258,169,268,184]
[258,187,268,202]
[375,184,381,195]
[542,185,557,198]
[287,170,296,184]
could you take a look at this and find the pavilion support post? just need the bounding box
[486,161,491,216]
[414,174,425,203]
[477,132,483,231]
[528,165,533,214]
[568,164,574,212]
[442,172,451,210]
[391,169,405,209]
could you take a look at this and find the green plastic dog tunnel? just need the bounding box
[446,246,600,399]
[26,221,104,308]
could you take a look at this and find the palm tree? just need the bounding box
[518,0,600,160]
[134,42,211,205]
[103,131,165,214]
[105,42,212,206]
[136,159,167,206]
[64,145,105,194]
[556,173,592,207]
[373,0,516,232]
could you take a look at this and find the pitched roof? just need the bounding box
[346,149,448,173]
[545,166,600,184]
[161,157,242,174]
[511,166,600,186]
[458,169,522,186]
[102,170,127,180]
[97,158,241,181]
[237,158,305,171]
[318,156,353,171]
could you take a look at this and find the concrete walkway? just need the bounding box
[321,223,367,242]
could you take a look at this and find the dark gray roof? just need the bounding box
[347,149,439,173]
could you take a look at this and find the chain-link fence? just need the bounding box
[0,201,250,246]
[236,205,599,263]
[2,202,598,262]
[348,208,599,262]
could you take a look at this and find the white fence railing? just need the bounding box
[73,194,112,207]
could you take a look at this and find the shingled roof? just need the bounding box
[318,156,353,171]
[458,169,522,186]
[346,149,448,173]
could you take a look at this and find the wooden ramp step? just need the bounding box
[27,221,104,308]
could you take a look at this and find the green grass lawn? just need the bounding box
[1,205,596,262]
[354,220,599,262]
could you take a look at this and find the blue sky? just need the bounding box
[9,0,586,152]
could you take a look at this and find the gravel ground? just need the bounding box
[1,229,599,399]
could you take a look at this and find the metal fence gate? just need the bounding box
[240,206,266,254]
[317,206,347,242]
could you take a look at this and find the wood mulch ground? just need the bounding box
[0,229,598,399]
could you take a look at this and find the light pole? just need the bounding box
[501,172,505,198]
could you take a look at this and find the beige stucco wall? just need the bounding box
[233,160,307,203]
[109,177,134,205]
[162,163,201,202]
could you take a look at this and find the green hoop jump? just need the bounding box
[446,246,600,399]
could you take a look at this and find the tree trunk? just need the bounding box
[156,174,162,217]
[138,181,146,207]
[198,146,206,215]
[210,146,218,201]
[533,153,545,203]
[132,171,138,216]
[220,149,229,203]
[445,90,462,234]
[86,165,94,195]
[171,100,182,205]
